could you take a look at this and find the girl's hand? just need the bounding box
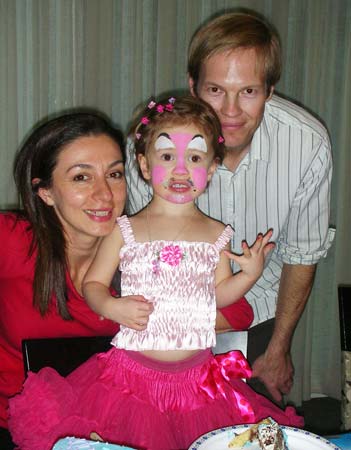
[224,229,275,281]
[105,295,154,331]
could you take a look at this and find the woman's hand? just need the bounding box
[103,295,154,331]
[224,229,275,282]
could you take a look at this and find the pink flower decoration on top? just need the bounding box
[148,100,156,109]
[165,103,174,112]
[159,245,183,266]
[156,104,164,113]
[141,116,149,125]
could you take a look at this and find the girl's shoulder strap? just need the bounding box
[214,225,234,251]
[116,215,136,245]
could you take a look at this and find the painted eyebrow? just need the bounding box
[188,134,207,152]
[154,133,175,151]
[66,159,124,173]
[157,132,171,139]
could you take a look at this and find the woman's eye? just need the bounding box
[73,174,88,181]
[109,170,124,179]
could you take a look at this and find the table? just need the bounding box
[327,433,351,449]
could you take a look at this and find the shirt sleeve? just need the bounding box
[219,297,254,330]
[125,137,153,215]
[276,135,335,265]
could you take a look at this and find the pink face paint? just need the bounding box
[192,167,208,190]
[169,133,190,175]
[151,132,210,204]
[151,165,167,185]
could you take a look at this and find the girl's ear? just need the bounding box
[37,187,55,206]
[138,154,152,181]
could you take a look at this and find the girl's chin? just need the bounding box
[165,194,194,204]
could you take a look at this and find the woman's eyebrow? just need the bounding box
[66,159,124,173]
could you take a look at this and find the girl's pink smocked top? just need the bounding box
[112,215,233,351]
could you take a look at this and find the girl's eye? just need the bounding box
[189,155,201,163]
[161,153,173,161]
[73,174,88,181]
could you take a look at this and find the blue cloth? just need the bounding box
[327,433,351,449]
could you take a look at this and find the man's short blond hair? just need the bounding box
[188,11,282,94]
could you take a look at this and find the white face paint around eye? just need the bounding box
[154,134,175,151]
[187,135,207,153]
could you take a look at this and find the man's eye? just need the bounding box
[244,88,256,95]
[73,174,88,181]
[209,86,220,93]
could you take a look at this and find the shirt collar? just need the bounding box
[218,109,272,174]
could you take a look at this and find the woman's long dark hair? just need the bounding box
[14,111,124,319]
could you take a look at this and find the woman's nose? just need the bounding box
[93,178,113,200]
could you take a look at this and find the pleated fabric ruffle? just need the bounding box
[8,348,303,450]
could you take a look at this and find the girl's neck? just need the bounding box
[147,196,198,218]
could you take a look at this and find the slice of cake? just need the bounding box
[228,418,271,448]
[257,419,288,450]
[228,417,289,449]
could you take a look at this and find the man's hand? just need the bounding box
[251,349,294,403]
[251,263,316,402]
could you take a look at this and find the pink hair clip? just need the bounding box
[141,117,149,125]
[135,132,141,140]
[156,104,164,113]
[148,101,156,109]
[218,136,225,144]
[165,103,173,112]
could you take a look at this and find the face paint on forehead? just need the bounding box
[168,133,207,153]
[188,135,207,153]
[154,133,175,151]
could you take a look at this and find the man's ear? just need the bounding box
[37,187,55,206]
[188,75,196,97]
[266,85,274,101]
[138,154,151,181]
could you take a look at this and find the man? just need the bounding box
[126,11,334,403]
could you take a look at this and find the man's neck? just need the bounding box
[222,147,250,172]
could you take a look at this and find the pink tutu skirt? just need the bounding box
[8,348,303,450]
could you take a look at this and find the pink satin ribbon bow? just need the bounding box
[199,350,255,422]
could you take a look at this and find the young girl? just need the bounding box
[9,96,303,450]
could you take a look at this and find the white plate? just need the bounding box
[189,425,341,450]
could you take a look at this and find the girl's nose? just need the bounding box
[172,156,189,175]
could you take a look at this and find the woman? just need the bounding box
[0,112,127,449]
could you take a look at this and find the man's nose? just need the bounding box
[221,94,242,117]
